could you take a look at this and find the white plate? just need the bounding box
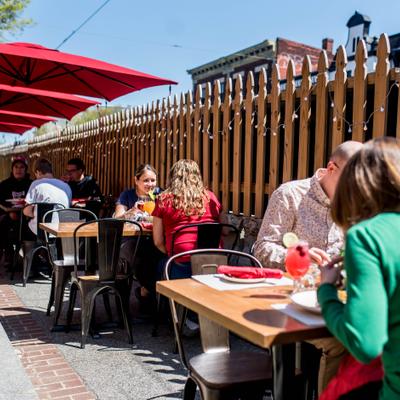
[220,275,266,284]
[290,290,321,313]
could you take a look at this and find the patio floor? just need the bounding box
[0,264,196,400]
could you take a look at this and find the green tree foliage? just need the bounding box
[0,0,33,40]
[35,106,124,136]
[70,106,123,125]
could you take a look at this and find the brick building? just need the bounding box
[188,11,400,91]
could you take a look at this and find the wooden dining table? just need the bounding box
[157,278,330,348]
[157,278,332,399]
[39,221,152,238]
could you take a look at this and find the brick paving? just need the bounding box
[0,281,96,400]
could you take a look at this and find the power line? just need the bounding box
[56,0,112,50]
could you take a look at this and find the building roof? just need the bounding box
[187,39,275,76]
[346,11,371,28]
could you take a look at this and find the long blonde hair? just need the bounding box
[332,137,400,230]
[159,159,209,216]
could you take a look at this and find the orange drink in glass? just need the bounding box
[142,200,155,215]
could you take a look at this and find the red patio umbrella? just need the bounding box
[0,121,34,134]
[0,84,99,119]
[0,110,55,127]
[0,42,177,101]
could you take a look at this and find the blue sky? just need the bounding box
[1,0,400,142]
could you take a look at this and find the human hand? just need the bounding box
[319,256,344,285]
[309,247,331,265]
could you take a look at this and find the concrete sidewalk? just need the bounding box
[0,320,38,400]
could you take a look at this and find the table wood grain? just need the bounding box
[39,222,151,238]
[157,278,330,348]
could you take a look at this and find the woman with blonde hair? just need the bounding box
[318,137,400,399]
[152,159,222,279]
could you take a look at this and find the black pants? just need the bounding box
[119,236,164,293]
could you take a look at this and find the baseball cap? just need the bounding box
[11,156,28,168]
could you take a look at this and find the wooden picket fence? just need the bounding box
[0,33,399,218]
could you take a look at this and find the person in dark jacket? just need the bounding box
[63,158,102,199]
[0,156,33,266]
[62,158,103,215]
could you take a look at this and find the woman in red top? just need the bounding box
[152,159,222,279]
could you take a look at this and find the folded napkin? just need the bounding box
[217,265,283,279]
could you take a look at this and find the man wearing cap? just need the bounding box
[0,157,33,267]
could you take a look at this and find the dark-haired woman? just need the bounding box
[319,137,400,400]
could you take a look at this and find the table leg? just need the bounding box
[272,343,297,400]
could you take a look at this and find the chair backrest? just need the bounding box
[73,218,142,281]
[165,248,263,280]
[21,202,66,242]
[164,248,263,367]
[73,200,103,217]
[170,222,240,256]
[43,208,97,264]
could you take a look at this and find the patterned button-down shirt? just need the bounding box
[253,169,343,269]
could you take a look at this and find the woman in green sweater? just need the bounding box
[318,136,400,400]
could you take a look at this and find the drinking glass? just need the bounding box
[142,200,155,215]
[285,242,311,292]
[136,200,145,212]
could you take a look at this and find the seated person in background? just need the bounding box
[253,140,363,396]
[152,159,222,279]
[114,163,161,219]
[62,158,103,215]
[319,137,400,400]
[115,164,163,312]
[0,156,32,266]
[24,158,71,235]
[63,158,102,199]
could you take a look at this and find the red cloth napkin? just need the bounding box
[217,265,283,279]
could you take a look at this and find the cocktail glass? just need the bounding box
[142,200,155,215]
[285,242,311,292]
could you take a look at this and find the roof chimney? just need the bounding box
[322,38,334,53]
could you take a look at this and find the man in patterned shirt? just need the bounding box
[253,140,363,397]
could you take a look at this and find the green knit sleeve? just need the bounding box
[317,225,388,363]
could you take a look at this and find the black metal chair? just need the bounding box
[65,218,142,349]
[42,208,97,327]
[73,199,103,218]
[152,222,240,337]
[165,248,273,400]
[170,222,240,254]
[19,202,66,286]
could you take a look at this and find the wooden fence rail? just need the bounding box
[0,33,399,218]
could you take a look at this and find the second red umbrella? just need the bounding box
[0,110,56,127]
[0,84,99,119]
[0,122,34,134]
